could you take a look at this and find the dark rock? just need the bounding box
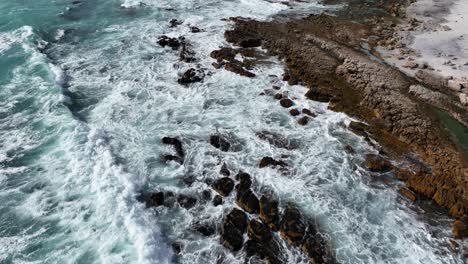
[274,93,283,100]
[181,175,195,186]
[220,163,230,176]
[210,135,231,151]
[280,206,306,246]
[157,35,181,50]
[177,195,197,209]
[301,226,335,264]
[192,222,216,236]
[190,26,201,33]
[279,98,294,108]
[161,137,184,157]
[202,189,212,200]
[179,41,196,63]
[245,220,285,264]
[259,157,287,168]
[213,177,235,197]
[365,154,393,172]
[348,121,369,138]
[453,216,468,239]
[247,219,273,241]
[169,19,182,28]
[224,62,256,77]
[239,38,262,48]
[259,195,280,230]
[137,192,165,207]
[236,189,260,214]
[172,241,183,255]
[256,131,296,149]
[210,48,237,62]
[213,195,223,206]
[163,191,176,207]
[344,144,355,154]
[297,116,309,126]
[289,109,301,116]
[305,88,332,102]
[221,209,248,251]
[178,68,204,84]
[235,172,252,192]
[302,108,317,117]
[161,154,183,164]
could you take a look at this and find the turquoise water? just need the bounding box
[0,1,465,263]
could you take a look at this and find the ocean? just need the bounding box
[0,0,463,263]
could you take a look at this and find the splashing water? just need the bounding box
[0,0,465,263]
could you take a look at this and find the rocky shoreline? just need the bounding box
[145,0,467,262]
[215,0,467,240]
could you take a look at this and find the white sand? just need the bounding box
[408,0,468,80]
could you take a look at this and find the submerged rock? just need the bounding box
[192,222,216,237]
[297,116,309,126]
[259,157,287,168]
[453,216,468,239]
[157,35,181,50]
[161,137,184,158]
[213,195,223,206]
[289,108,301,116]
[209,135,231,151]
[220,162,230,176]
[178,68,204,84]
[177,195,197,209]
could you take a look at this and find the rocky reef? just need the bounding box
[215,1,467,237]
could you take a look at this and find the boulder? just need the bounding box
[236,189,260,214]
[259,157,287,168]
[289,108,301,116]
[169,19,182,28]
[301,227,335,264]
[161,137,184,157]
[177,195,197,209]
[213,177,235,197]
[302,108,317,117]
[178,68,204,84]
[280,98,294,108]
[274,93,283,100]
[157,35,181,50]
[235,172,252,192]
[210,48,237,62]
[210,135,231,151]
[453,216,468,239]
[221,209,248,251]
[297,116,309,126]
[137,192,165,207]
[259,195,280,230]
[365,154,393,172]
[190,26,201,33]
[220,163,230,176]
[172,241,184,255]
[280,206,306,246]
[192,222,216,236]
[202,189,212,200]
[213,195,223,206]
[344,144,355,154]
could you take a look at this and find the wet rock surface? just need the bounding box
[365,154,393,172]
[221,208,248,251]
[212,177,235,197]
[209,135,231,151]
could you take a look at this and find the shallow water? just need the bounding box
[0,1,465,263]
